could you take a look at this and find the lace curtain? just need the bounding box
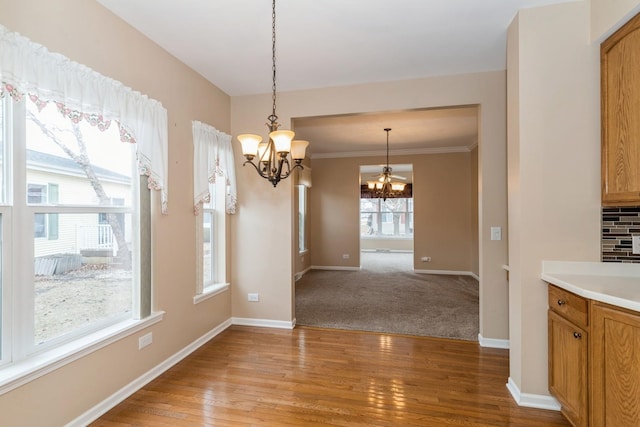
[0,24,169,213]
[192,121,237,215]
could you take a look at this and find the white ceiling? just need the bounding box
[97,0,571,156]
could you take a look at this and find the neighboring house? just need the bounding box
[27,149,132,260]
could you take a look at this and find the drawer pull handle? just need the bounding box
[557,299,566,306]
[573,332,582,339]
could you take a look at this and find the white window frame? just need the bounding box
[360,197,414,239]
[0,94,162,395]
[297,184,308,254]
[194,178,228,304]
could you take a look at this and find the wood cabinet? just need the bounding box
[547,284,640,427]
[590,301,640,426]
[548,285,589,427]
[601,12,640,206]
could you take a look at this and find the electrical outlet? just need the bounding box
[421,256,431,262]
[138,332,152,349]
[248,293,259,302]
[342,254,350,259]
[633,235,640,254]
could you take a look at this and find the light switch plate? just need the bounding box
[491,226,502,241]
[633,235,640,255]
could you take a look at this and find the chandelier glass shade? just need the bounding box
[237,0,309,187]
[366,128,406,201]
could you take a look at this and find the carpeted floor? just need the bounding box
[295,252,479,341]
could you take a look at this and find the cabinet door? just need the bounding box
[601,12,640,205]
[591,303,640,426]
[549,310,589,426]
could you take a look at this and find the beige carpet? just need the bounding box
[295,252,479,341]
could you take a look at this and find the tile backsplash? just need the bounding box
[602,207,640,263]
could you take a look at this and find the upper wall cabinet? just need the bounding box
[602,12,640,206]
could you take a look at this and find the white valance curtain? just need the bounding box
[192,121,237,215]
[0,24,169,213]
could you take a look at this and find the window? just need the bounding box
[28,183,59,239]
[360,197,414,238]
[191,121,236,303]
[2,97,138,351]
[1,25,167,391]
[199,179,226,293]
[297,185,307,253]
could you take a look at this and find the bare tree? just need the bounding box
[27,110,131,269]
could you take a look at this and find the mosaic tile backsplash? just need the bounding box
[602,206,640,263]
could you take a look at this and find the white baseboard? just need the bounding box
[295,266,312,281]
[506,377,561,411]
[478,333,510,349]
[414,269,479,280]
[231,317,295,329]
[311,265,360,271]
[66,318,233,427]
[361,249,413,253]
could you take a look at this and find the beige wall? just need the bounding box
[591,0,640,41]
[310,152,474,272]
[507,1,601,397]
[232,70,507,340]
[0,0,231,425]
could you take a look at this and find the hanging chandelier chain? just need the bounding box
[269,0,278,127]
[238,0,308,187]
[385,128,391,169]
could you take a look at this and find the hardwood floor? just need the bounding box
[92,326,570,426]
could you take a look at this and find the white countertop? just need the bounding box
[541,261,640,312]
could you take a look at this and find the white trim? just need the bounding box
[66,319,232,427]
[414,269,479,280]
[311,145,471,159]
[311,265,361,271]
[0,311,164,396]
[478,333,509,349]
[231,317,295,329]
[193,283,230,305]
[295,266,312,282]
[506,377,561,411]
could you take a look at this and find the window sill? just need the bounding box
[193,283,229,305]
[0,311,164,396]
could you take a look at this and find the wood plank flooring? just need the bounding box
[92,326,570,426]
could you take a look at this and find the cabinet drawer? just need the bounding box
[548,285,588,328]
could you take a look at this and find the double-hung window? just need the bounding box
[0,24,168,390]
[192,121,236,303]
[11,97,139,349]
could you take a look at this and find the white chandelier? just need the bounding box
[237,0,309,187]
[367,128,406,201]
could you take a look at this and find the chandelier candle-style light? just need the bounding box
[237,0,309,187]
[367,128,406,201]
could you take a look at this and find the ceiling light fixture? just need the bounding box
[367,128,406,201]
[237,0,309,187]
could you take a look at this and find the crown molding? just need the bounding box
[310,145,472,159]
